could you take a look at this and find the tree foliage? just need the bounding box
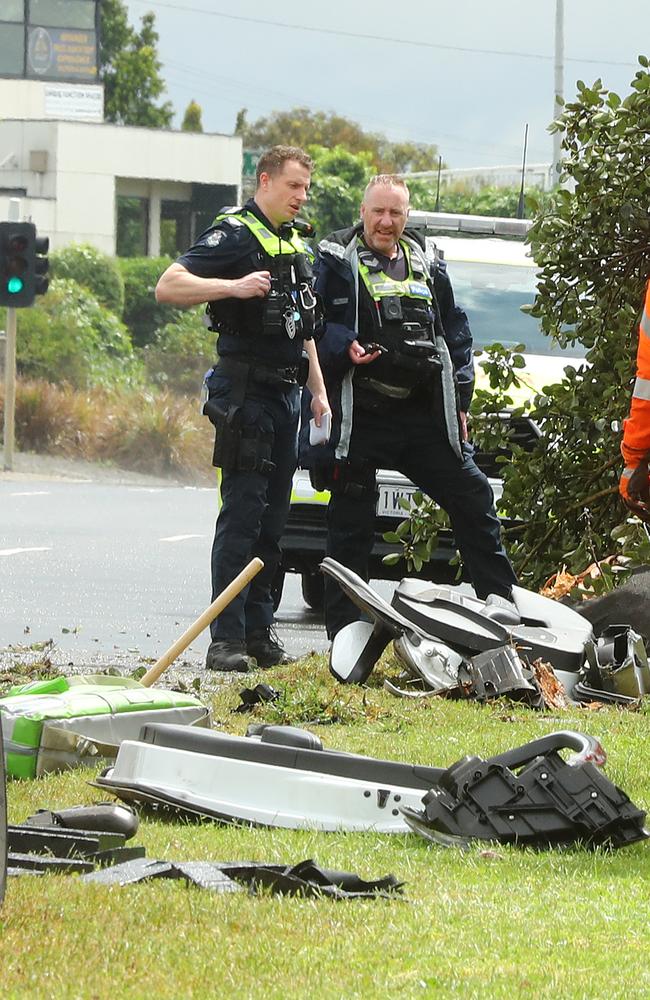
[50,243,125,316]
[305,146,373,238]
[409,182,551,219]
[235,106,440,173]
[13,280,140,389]
[181,100,203,133]
[99,0,173,127]
[495,60,650,586]
[388,60,650,589]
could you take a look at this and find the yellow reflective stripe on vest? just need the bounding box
[357,241,432,302]
[215,211,307,257]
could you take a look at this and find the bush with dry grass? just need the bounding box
[1,379,214,482]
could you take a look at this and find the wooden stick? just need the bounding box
[140,557,264,687]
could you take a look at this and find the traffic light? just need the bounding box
[0,221,49,308]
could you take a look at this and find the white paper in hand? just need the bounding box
[309,411,331,445]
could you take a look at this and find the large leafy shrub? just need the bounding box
[387,60,650,590]
[12,278,142,389]
[50,243,125,315]
[118,255,184,347]
[143,308,216,396]
[496,61,650,586]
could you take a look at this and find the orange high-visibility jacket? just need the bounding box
[621,280,650,473]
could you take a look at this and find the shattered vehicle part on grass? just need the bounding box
[583,626,650,699]
[6,804,146,878]
[21,802,139,839]
[82,857,404,899]
[0,674,210,779]
[322,559,648,706]
[94,722,607,834]
[401,742,648,850]
[233,684,280,714]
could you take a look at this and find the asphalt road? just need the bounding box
[0,463,330,669]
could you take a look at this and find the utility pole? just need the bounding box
[553,0,565,186]
[3,198,20,472]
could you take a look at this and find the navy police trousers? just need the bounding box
[325,398,517,638]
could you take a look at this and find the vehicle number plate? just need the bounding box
[376,485,416,519]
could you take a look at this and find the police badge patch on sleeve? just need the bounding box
[206,230,226,247]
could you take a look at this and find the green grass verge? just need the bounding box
[2,653,650,1000]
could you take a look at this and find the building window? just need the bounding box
[0,22,25,75]
[160,201,191,258]
[116,196,149,258]
[29,0,96,30]
[2,0,24,21]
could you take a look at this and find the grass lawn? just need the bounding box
[2,653,650,1000]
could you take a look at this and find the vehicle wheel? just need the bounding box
[271,569,285,612]
[301,570,324,611]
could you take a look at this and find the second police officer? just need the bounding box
[301,174,517,639]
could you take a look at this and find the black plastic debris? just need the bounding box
[234,684,280,713]
[82,858,404,899]
[225,859,404,899]
[22,803,139,840]
[7,851,95,874]
[8,825,125,858]
[7,803,145,878]
[402,749,648,850]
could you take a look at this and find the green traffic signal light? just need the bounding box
[0,222,49,307]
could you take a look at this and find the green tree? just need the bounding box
[236,106,440,173]
[181,100,203,133]
[495,61,650,586]
[306,146,373,238]
[100,1,173,127]
[388,60,650,590]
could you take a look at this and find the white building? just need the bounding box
[0,78,242,256]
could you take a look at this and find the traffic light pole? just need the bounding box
[2,198,19,471]
[3,306,16,471]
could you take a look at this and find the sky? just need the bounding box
[124,0,650,170]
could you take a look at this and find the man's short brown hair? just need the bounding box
[362,174,410,202]
[256,145,313,184]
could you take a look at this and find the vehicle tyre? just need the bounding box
[301,570,324,611]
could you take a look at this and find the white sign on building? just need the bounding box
[44,83,103,122]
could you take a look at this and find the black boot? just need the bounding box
[206,639,249,673]
[246,626,294,668]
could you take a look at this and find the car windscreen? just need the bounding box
[445,259,583,358]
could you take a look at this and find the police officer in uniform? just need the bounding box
[301,174,516,638]
[156,146,329,671]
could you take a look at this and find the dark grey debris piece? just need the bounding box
[80,858,404,898]
[81,858,242,892]
[8,852,95,874]
[81,859,174,885]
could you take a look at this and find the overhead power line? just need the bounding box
[129,0,639,68]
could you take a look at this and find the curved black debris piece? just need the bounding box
[402,747,648,850]
[223,859,404,899]
[234,684,280,713]
[22,803,139,840]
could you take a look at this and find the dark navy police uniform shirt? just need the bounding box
[176,198,303,367]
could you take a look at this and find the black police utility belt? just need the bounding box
[355,240,442,397]
[206,209,316,341]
